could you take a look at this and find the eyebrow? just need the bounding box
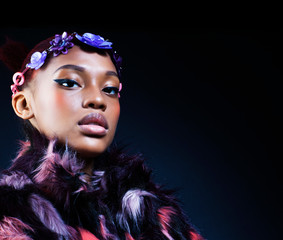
[54,64,85,73]
[105,71,119,78]
[54,64,118,78]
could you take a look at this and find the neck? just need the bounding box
[77,153,103,183]
[82,159,94,182]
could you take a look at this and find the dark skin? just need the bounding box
[12,46,121,176]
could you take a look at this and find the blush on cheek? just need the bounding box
[53,92,81,115]
[51,92,81,125]
[54,92,68,107]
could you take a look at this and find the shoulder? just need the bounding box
[0,170,35,215]
[0,170,33,190]
[0,216,34,240]
[0,170,76,239]
[99,148,205,239]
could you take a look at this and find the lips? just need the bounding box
[78,113,109,136]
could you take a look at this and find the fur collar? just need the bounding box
[0,130,203,239]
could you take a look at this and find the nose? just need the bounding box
[82,87,107,111]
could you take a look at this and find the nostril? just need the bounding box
[98,104,106,110]
[87,102,106,110]
[88,103,95,108]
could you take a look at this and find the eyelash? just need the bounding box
[54,79,119,96]
[103,86,119,96]
[54,79,80,88]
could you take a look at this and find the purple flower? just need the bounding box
[75,33,112,49]
[113,50,122,76]
[26,51,47,70]
[49,32,74,57]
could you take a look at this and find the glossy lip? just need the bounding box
[78,112,109,136]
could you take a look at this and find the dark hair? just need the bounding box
[0,37,30,72]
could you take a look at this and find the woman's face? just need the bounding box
[25,46,120,157]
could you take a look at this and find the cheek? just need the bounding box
[50,92,83,127]
[41,92,69,119]
[53,92,70,109]
[37,90,79,127]
[52,90,83,113]
[109,102,120,127]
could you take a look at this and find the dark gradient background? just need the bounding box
[0,27,281,240]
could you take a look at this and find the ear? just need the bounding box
[11,91,34,120]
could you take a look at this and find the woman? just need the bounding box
[0,31,204,239]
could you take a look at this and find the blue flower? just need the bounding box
[75,33,112,49]
[26,51,47,70]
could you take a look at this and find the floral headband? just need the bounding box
[11,32,122,97]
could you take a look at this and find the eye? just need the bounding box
[54,79,81,88]
[103,86,119,96]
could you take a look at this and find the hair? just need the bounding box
[0,32,121,141]
[0,37,30,72]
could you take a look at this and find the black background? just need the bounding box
[0,27,282,240]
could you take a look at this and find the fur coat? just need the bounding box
[0,131,203,240]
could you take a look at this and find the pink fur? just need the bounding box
[1,133,204,239]
[99,215,118,240]
[190,231,204,240]
[33,139,84,185]
[78,228,99,240]
[125,232,135,240]
[13,140,31,160]
[0,216,33,240]
[60,146,84,176]
[33,140,57,183]
[157,206,176,240]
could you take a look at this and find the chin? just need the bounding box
[69,137,111,158]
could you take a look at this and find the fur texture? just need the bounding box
[0,216,33,240]
[0,131,204,239]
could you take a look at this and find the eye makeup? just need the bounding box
[54,79,81,88]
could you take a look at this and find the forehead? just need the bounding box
[43,45,117,74]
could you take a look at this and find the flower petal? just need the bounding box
[62,32,67,39]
